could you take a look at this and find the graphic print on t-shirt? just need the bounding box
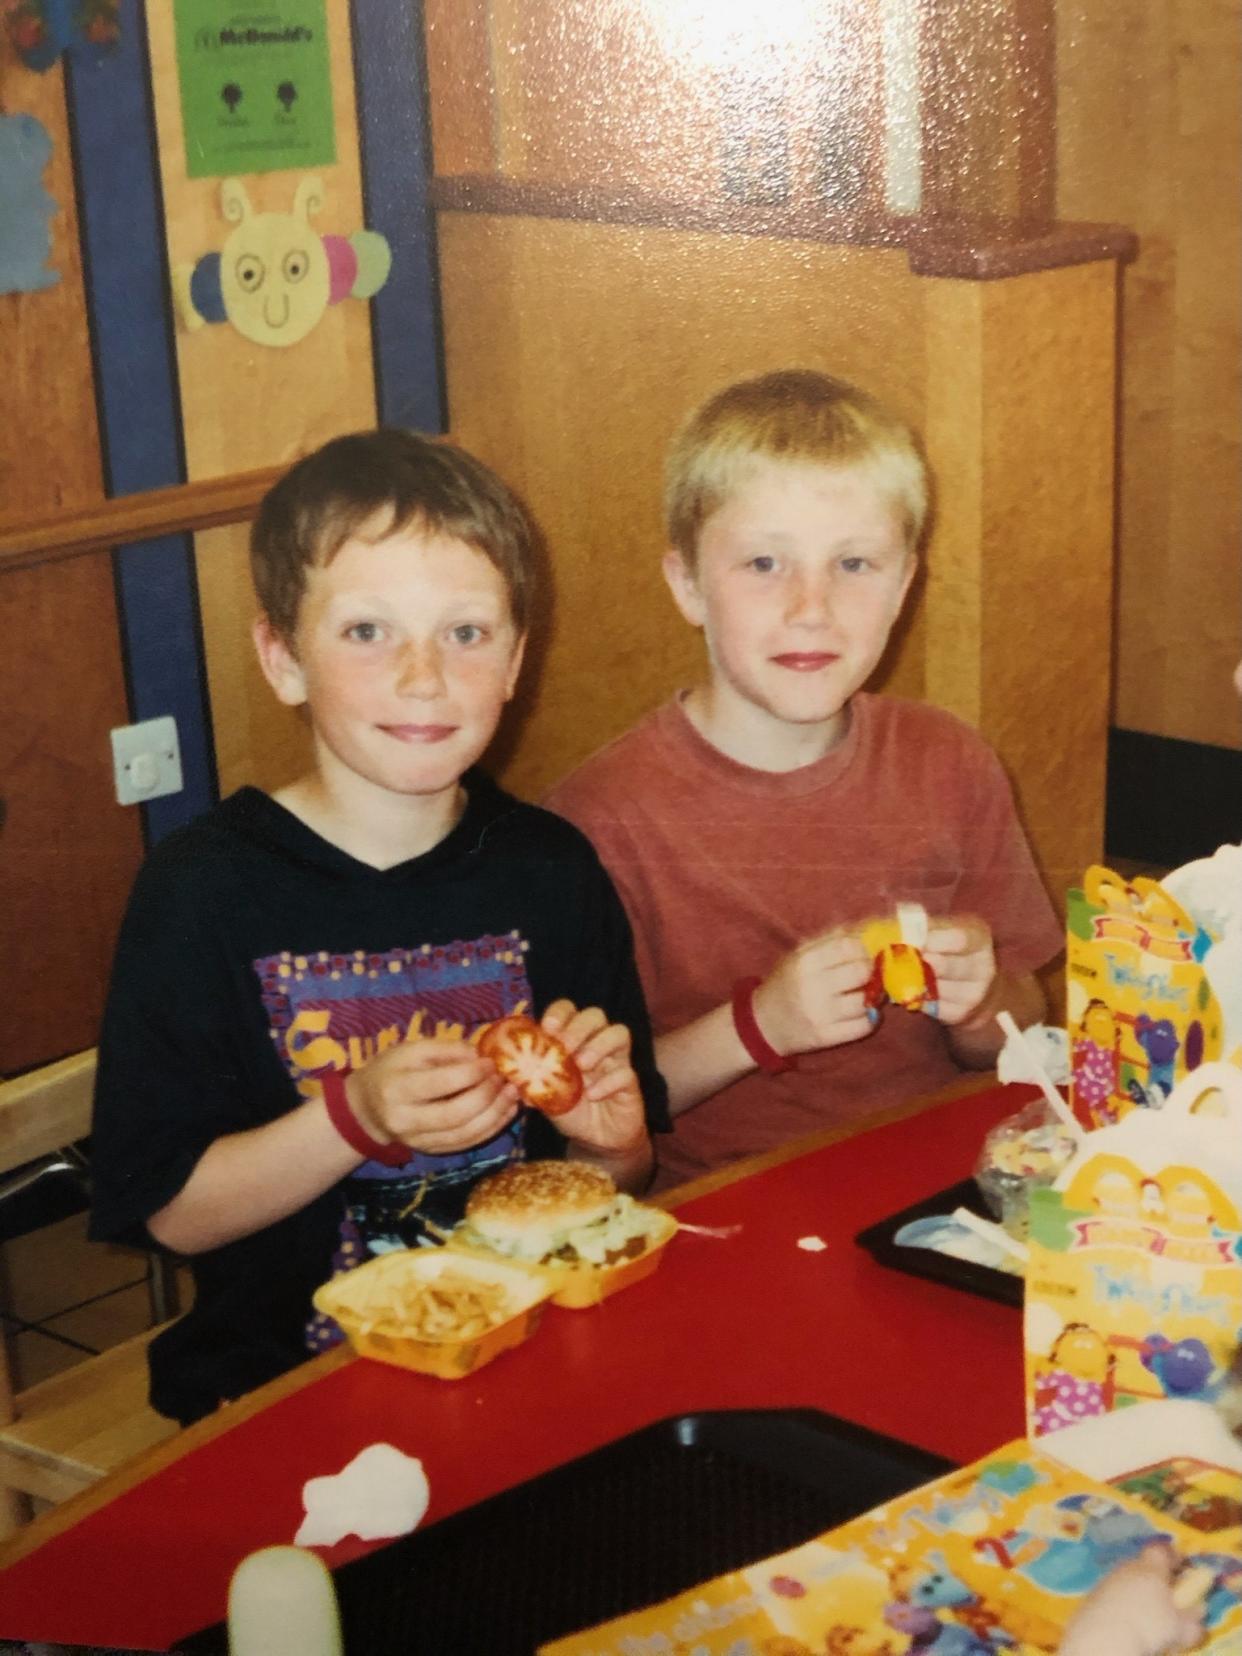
[252,931,537,1348]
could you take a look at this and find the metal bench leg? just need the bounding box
[147,1252,182,1324]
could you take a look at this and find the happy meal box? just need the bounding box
[540,1438,1242,1654]
[1066,865,1223,1126]
[1024,1064,1242,1447]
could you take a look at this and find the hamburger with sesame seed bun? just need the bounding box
[450,1161,677,1304]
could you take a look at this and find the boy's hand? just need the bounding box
[922,915,999,1027]
[346,1040,520,1157]
[535,1000,648,1157]
[1060,1544,1204,1656]
[752,930,874,1059]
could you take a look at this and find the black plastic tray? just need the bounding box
[855,1177,1023,1307]
[175,1408,953,1655]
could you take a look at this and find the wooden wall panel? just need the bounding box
[423,0,497,174]
[925,263,1116,906]
[1056,0,1242,751]
[0,557,143,1073]
[193,527,311,800]
[429,1,1062,223]
[439,212,930,804]
[471,1,889,218]
[920,0,1056,221]
[0,45,142,1073]
[144,1,379,794]
[485,0,718,195]
[0,44,103,516]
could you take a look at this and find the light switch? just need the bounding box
[111,716,184,806]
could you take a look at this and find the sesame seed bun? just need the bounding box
[465,1160,617,1245]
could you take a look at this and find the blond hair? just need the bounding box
[665,369,928,568]
[251,428,539,641]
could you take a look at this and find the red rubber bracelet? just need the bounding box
[731,976,798,1076]
[321,1069,412,1168]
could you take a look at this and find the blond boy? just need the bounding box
[91,430,666,1423]
[548,370,1060,1188]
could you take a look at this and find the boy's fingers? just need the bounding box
[452,1090,520,1139]
[924,951,987,979]
[807,932,870,968]
[574,1022,632,1074]
[394,1076,517,1142]
[412,1115,515,1156]
[547,1004,608,1054]
[400,1039,485,1069]
[554,1095,647,1151]
[403,1053,496,1100]
[539,998,578,1034]
[926,917,991,954]
[584,1066,640,1103]
[813,958,873,996]
[924,928,970,955]
[926,952,992,987]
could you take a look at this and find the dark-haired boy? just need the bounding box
[90,429,667,1424]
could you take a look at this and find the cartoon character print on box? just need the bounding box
[1115,1456,1242,1538]
[253,930,535,1350]
[2,0,120,72]
[1067,866,1222,1127]
[863,1452,1241,1654]
[171,176,391,347]
[1025,1063,1242,1442]
[537,1442,1242,1655]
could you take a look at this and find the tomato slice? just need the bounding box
[478,1015,584,1116]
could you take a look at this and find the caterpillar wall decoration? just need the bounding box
[172,176,391,348]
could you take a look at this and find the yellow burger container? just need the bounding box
[312,1248,553,1380]
[445,1208,679,1309]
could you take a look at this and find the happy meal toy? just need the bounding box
[860,902,939,1024]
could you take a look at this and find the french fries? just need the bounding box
[313,1248,554,1377]
[342,1266,511,1343]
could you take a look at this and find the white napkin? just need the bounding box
[295,1442,430,1548]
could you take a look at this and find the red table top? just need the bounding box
[0,1082,1033,1649]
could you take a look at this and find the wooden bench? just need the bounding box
[0,1050,179,1532]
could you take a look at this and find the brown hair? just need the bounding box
[251,428,539,640]
[665,369,929,569]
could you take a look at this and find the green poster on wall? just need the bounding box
[174,1,336,178]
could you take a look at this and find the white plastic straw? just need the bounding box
[996,1009,1084,1141]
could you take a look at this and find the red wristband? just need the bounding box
[731,976,798,1076]
[321,1069,411,1168]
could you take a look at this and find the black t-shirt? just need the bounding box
[90,773,669,1424]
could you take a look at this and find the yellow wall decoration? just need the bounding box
[171,174,390,347]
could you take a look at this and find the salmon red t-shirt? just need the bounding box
[546,692,1063,1189]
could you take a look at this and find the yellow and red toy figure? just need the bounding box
[859,903,939,1024]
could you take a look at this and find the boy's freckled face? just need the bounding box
[665,459,914,752]
[265,526,524,809]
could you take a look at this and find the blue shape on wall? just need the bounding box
[0,112,59,293]
[4,0,121,73]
